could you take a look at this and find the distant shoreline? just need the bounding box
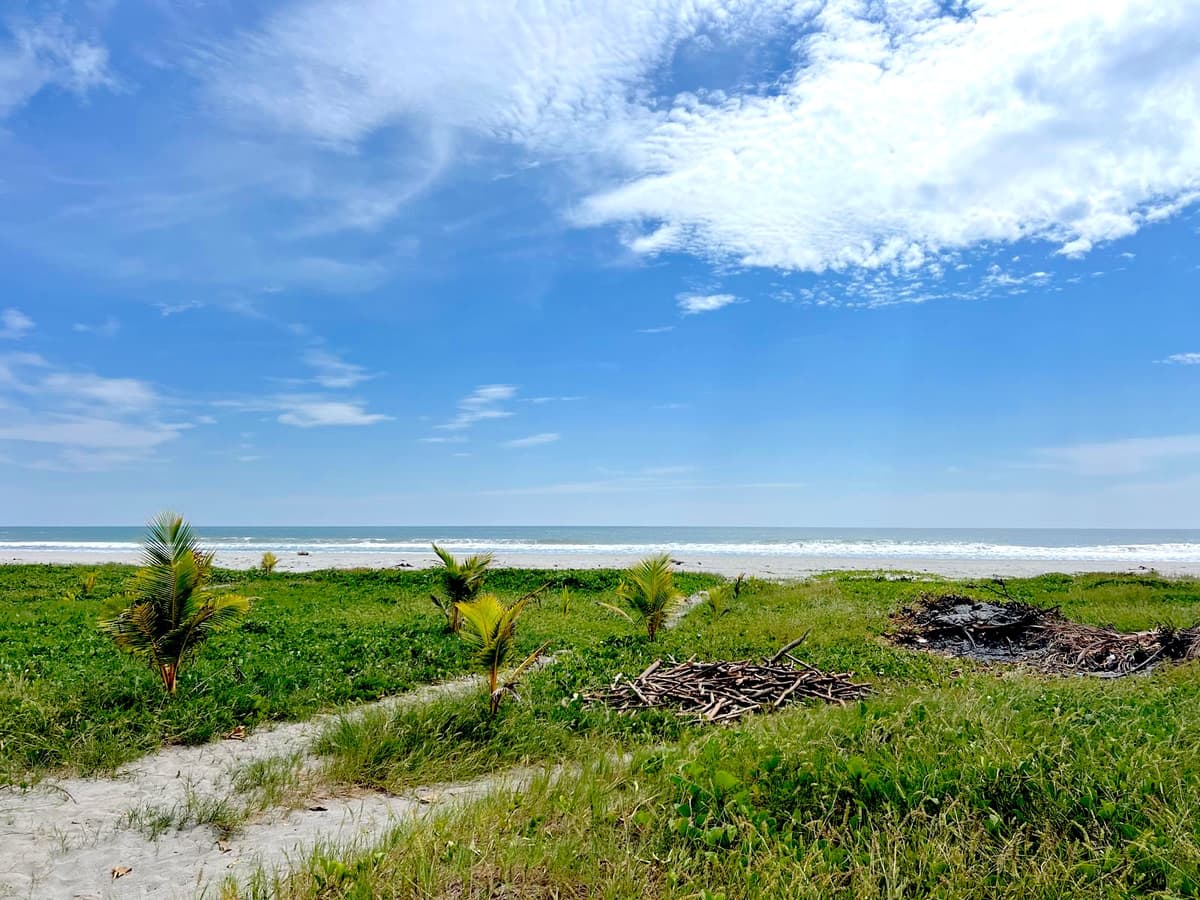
[5,549,1200,579]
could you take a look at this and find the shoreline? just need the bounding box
[4,549,1200,579]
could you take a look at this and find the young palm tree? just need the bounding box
[702,583,733,623]
[100,512,250,695]
[260,551,279,575]
[430,543,493,631]
[455,592,547,716]
[613,553,681,641]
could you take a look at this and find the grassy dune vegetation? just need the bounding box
[3,565,1200,897]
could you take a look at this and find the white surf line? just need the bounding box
[0,596,711,900]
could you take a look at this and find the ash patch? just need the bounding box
[891,593,1200,676]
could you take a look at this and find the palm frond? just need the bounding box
[431,543,494,630]
[598,601,634,622]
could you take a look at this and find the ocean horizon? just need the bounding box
[3,526,1200,563]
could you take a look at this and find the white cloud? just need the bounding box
[275,396,392,428]
[0,15,115,119]
[1034,434,1200,477]
[579,0,1200,273]
[0,353,182,469]
[304,348,373,388]
[201,1,779,150]
[72,317,120,337]
[503,432,560,448]
[676,292,740,315]
[156,301,205,317]
[637,325,675,334]
[0,352,46,387]
[16,0,1200,305]
[0,418,182,450]
[39,372,157,412]
[436,384,517,431]
[1159,352,1200,365]
[0,308,34,339]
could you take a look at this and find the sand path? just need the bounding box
[0,672,532,899]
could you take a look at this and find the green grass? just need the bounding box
[0,564,717,782]
[233,570,1200,900]
[249,668,1200,899]
[6,563,1200,898]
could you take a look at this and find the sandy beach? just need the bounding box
[6,548,1200,579]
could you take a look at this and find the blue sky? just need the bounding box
[1,0,1198,527]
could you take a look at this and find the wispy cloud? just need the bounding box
[39,372,157,412]
[0,352,187,469]
[274,396,392,428]
[436,384,517,431]
[216,388,392,429]
[0,418,182,450]
[0,15,116,120]
[637,325,675,334]
[0,308,34,340]
[72,317,120,337]
[304,348,374,388]
[156,301,205,317]
[503,432,560,448]
[676,293,740,315]
[1034,434,1200,477]
[1159,352,1200,366]
[524,395,582,405]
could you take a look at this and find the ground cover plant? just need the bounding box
[235,570,1200,900]
[5,565,1200,897]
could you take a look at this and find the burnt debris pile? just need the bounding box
[586,657,871,723]
[893,593,1200,677]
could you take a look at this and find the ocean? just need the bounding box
[2,526,1200,563]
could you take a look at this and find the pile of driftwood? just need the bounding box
[892,593,1200,677]
[1040,620,1200,676]
[586,647,870,723]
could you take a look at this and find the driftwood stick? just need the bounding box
[768,629,813,664]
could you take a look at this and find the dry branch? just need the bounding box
[586,657,870,723]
